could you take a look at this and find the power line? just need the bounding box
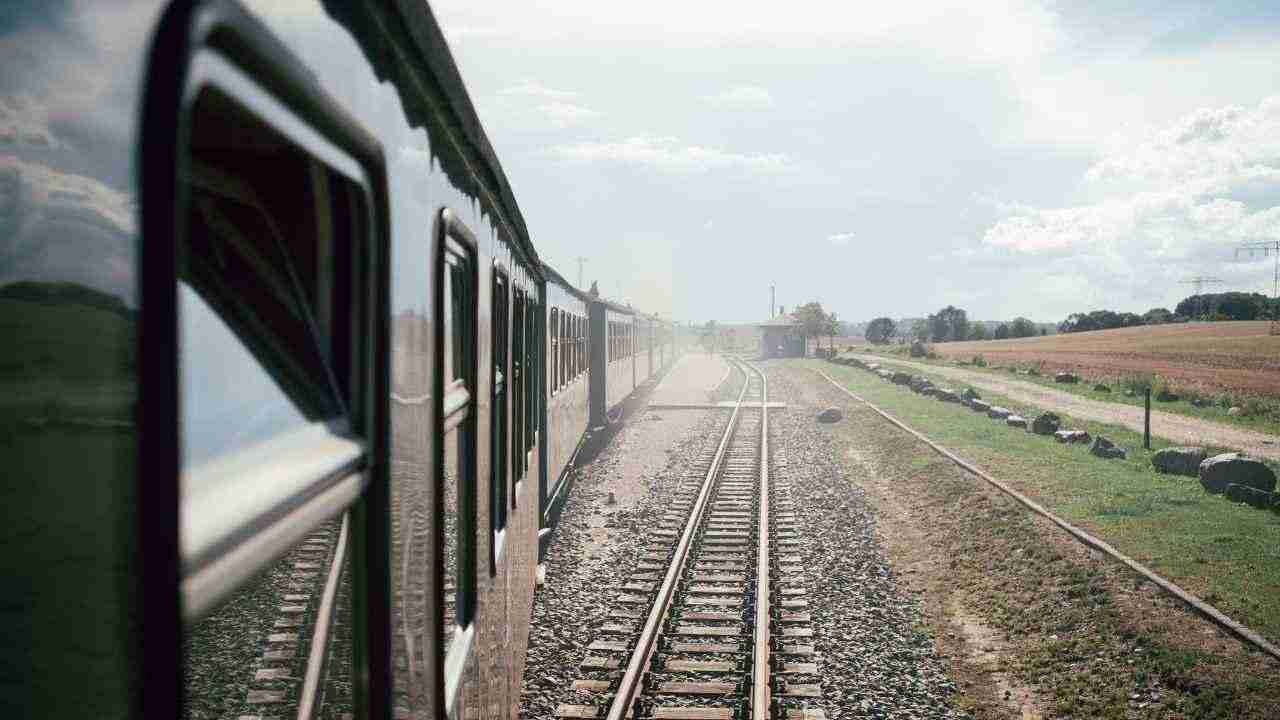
[1237,240,1280,335]
[1178,276,1223,321]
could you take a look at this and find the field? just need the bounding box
[923,321,1280,397]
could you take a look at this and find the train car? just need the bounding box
[0,2,549,718]
[539,262,591,551]
[1,3,693,718]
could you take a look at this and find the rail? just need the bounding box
[604,359,752,720]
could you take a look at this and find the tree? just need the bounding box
[969,322,988,341]
[993,323,1010,340]
[927,305,969,342]
[1009,317,1037,338]
[791,301,832,356]
[865,317,896,344]
[1143,307,1174,325]
[911,319,930,342]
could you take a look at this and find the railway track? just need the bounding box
[555,359,825,720]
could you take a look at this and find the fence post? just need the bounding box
[1144,388,1152,449]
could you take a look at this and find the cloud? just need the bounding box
[497,79,579,101]
[536,101,602,128]
[972,95,1280,313]
[828,232,855,246]
[548,135,792,175]
[0,95,62,149]
[705,85,774,110]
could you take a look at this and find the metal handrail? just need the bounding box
[604,359,751,720]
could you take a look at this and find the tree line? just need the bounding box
[864,307,1042,344]
[1058,292,1277,333]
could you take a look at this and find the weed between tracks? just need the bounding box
[783,362,1280,719]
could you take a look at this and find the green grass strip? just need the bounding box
[803,358,1280,644]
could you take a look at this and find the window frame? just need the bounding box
[490,265,510,571]
[432,208,479,717]
[139,3,392,717]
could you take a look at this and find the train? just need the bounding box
[0,2,688,718]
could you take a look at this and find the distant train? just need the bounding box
[1,2,685,718]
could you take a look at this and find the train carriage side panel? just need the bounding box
[603,306,636,416]
[541,272,590,540]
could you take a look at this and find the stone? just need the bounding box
[1156,389,1180,402]
[1054,372,1079,384]
[1228,406,1243,416]
[1093,384,1111,393]
[891,371,912,385]
[935,388,959,403]
[920,386,937,397]
[816,407,842,424]
[1054,429,1091,444]
[970,400,991,413]
[961,388,981,402]
[1199,453,1277,494]
[987,406,1011,420]
[877,370,893,380]
[1089,436,1126,459]
[1190,397,1211,408]
[1151,447,1207,476]
[1225,483,1276,509]
[867,363,881,371]
[1031,412,1061,436]
[1006,415,1027,429]
[1124,389,1135,397]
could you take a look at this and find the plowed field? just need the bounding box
[931,321,1280,396]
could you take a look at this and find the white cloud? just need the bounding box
[536,101,601,128]
[0,95,62,149]
[828,232,855,246]
[705,85,774,110]
[497,79,579,101]
[976,95,1280,312]
[548,135,792,175]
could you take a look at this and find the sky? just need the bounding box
[432,0,1280,324]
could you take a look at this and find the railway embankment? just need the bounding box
[781,360,1280,717]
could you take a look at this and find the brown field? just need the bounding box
[926,321,1280,396]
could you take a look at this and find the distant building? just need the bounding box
[757,318,804,358]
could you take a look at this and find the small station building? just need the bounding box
[757,318,805,358]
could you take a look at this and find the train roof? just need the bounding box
[330,1,542,274]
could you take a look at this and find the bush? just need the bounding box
[909,340,929,358]
[1120,373,1156,394]
[972,354,987,367]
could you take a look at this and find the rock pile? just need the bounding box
[1089,436,1126,459]
[1199,453,1276,495]
[1151,447,1206,476]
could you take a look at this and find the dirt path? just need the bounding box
[853,354,1280,461]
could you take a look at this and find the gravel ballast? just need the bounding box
[520,408,726,718]
[768,369,965,719]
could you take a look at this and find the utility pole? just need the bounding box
[1179,276,1223,321]
[1237,240,1280,335]
[770,284,775,319]
[576,256,588,289]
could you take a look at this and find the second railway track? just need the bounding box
[555,359,826,720]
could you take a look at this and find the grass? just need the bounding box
[806,358,1280,645]
[850,343,1280,436]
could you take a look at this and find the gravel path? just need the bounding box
[768,365,966,719]
[650,353,731,405]
[853,354,1280,461]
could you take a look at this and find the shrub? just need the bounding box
[909,340,929,358]
[1120,373,1156,394]
[972,354,987,368]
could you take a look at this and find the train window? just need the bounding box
[177,64,370,619]
[435,209,479,716]
[549,307,559,393]
[491,268,509,568]
[165,35,385,720]
[512,287,526,487]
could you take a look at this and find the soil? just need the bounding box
[851,354,1280,462]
